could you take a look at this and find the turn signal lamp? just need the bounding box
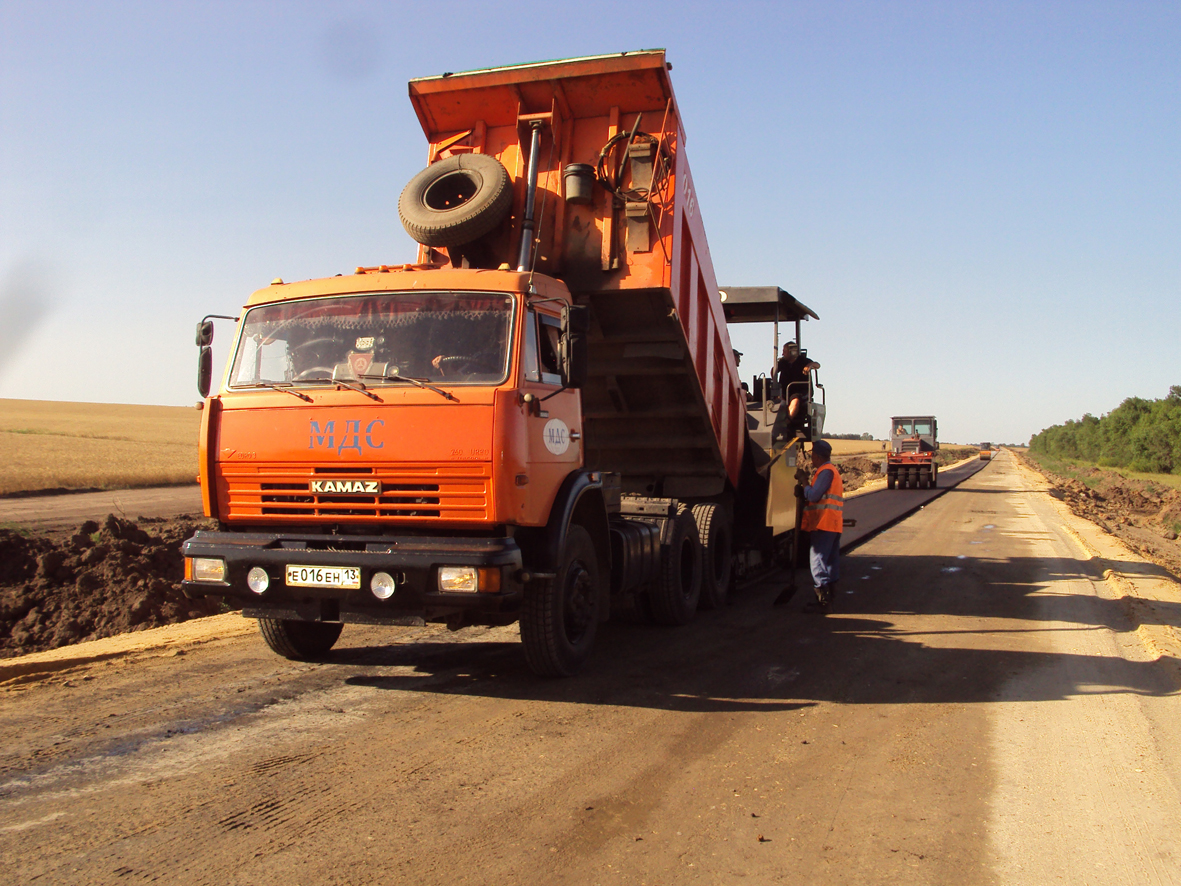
[189,557,227,583]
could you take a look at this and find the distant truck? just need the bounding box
[979,442,992,460]
[887,416,939,489]
[181,51,820,677]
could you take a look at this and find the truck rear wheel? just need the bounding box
[258,618,343,661]
[887,472,896,490]
[398,154,513,248]
[693,502,731,610]
[648,506,702,626]
[521,525,601,677]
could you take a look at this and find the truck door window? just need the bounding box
[537,314,562,386]
[523,311,541,382]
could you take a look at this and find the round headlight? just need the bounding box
[371,571,396,600]
[247,567,270,594]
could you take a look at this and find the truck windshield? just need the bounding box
[228,292,514,388]
[913,420,933,436]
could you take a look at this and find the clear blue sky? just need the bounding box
[2,1,1177,444]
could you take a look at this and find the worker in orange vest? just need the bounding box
[798,439,844,612]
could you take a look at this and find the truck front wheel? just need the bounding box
[521,525,601,677]
[258,618,343,661]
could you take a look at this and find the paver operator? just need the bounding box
[798,439,844,612]
[773,341,820,442]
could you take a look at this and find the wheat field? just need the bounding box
[827,439,890,458]
[0,399,200,495]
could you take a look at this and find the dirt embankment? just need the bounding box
[835,456,881,492]
[936,446,980,466]
[0,514,221,659]
[1020,453,1181,580]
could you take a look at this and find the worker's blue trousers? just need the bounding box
[809,529,841,588]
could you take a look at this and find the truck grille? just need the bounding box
[222,463,491,522]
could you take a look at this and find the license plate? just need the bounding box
[285,564,361,589]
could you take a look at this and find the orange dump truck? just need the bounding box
[182,51,809,675]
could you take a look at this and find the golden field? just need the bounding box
[0,399,200,495]
[826,438,890,457]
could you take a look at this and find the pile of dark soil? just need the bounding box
[836,456,881,492]
[1021,454,1181,580]
[0,514,221,659]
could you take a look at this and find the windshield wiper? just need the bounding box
[291,376,383,402]
[359,373,457,401]
[239,382,313,402]
[331,378,382,401]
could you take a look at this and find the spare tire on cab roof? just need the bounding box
[398,153,514,248]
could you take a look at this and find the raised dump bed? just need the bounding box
[406,50,743,498]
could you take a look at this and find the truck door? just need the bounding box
[520,309,583,523]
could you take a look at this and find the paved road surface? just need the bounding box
[842,456,986,549]
[3,451,1179,884]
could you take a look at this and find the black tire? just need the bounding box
[520,525,601,677]
[693,502,732,610]
[648,506,702,626]
[258,618,343,661]
[887,472,896,490]
[930,467,937,488]
[398,154,513,248]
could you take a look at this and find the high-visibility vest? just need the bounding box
[802,463,844,533]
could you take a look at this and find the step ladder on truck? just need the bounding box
[182,51,822,676]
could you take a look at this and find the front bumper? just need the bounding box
[181,529,524,625]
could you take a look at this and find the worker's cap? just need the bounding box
[811,439,832,458]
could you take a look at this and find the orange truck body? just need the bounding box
[182,52,782,676]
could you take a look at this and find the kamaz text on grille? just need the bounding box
[310,480,382,494]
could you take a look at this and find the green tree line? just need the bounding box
[1030,386,1181,474]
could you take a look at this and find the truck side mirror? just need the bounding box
[198,346,213,398]
[560,304,589,389]
[196,319,215,347]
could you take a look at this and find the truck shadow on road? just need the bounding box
[339,550,1180,710]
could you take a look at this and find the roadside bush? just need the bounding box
[1031,386,1181,475]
